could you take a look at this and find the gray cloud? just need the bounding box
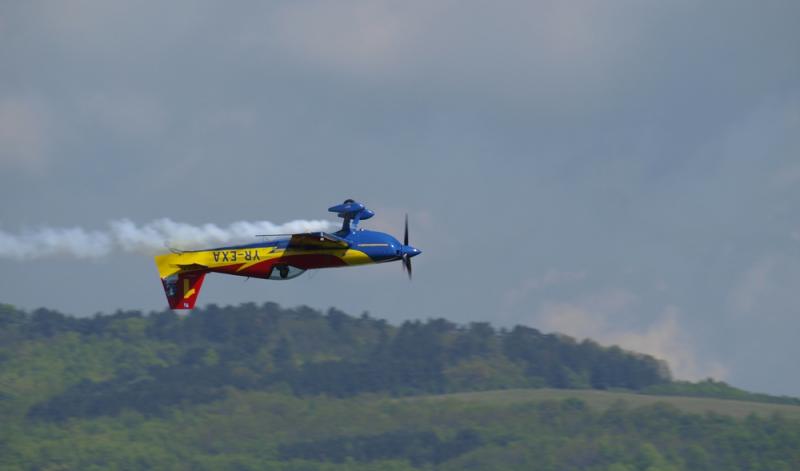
[0,0,799,395]
[534,299,728,381]
[0,97,50,172]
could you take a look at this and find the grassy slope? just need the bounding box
[412,388,800,420]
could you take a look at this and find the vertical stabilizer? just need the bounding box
[161,270,206,310]
[155,253,208,310]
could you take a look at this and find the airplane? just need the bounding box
[154,200,422,309]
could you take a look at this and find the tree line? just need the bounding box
[2,302,800,470]
[0,302,675,421]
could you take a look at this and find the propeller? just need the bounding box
[402,214,413,280]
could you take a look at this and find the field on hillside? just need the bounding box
[3,303,800,469]
[412,388,800,420]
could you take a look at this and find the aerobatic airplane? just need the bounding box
[154,200,421,309]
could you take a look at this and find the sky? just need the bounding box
[1,1,799,396]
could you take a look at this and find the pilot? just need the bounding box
[279,265,289,279]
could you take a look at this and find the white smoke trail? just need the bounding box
[0,218,336,260]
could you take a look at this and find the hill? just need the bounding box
[411,388,800,421]
[1,301,676,421]
[1,301,799,470]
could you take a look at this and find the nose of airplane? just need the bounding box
[402,245,422,258]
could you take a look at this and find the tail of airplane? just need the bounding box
[154,253,208,310]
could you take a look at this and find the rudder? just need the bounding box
[161,270,206,310]
[155,253,208,310]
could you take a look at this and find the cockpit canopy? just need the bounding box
[267,264,305,280]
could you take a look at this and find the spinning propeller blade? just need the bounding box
[402,214,412,280]
[404,213,409,246]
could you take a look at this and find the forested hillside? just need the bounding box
[1,301,674,420]
[1,302,799,470]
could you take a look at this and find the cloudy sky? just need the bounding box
[1,1,799,395]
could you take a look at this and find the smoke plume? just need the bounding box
[0,218,336,260]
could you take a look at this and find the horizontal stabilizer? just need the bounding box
[175,263,208,271]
